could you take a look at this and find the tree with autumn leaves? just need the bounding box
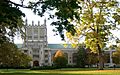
[64,0,120,69]
[53,50,68,67]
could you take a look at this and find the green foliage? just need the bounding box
[53,56,68,67]
[0,41,31,68]
[86,51,98,67]
[112,48,120,64]
[0,0,25,43]
[31,66,60,70]
[76,44,87,67]
[28,0,81,40]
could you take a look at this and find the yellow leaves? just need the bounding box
[85,32,105,53]
[85,38,97,53]
[76,29,81,36]
[66,32,73,41]
[65,31,79,48]
[66,32,72,38]
[63,43,68,48]
[67,18,72,22]
[71,43,77,48]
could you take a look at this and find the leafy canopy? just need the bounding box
[0,0,25,43]
[0,41,31,67]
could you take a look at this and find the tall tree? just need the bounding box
[65,0,120,70]
[0,0,25,43]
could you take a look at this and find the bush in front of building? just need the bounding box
[53,56,68,67]
[112,48,120,65]
[30,66,60,70]
[0,65,31,69]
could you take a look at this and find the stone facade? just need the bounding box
[21,19,77,66]
[20,19,115,67]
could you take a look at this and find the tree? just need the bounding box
[0,41,31,68]
[0,0,25,43]
[65,1,120,70]
[53,50,67,67]
[112,46,120,64]
[76,44,87,67]
[86,49,98,68]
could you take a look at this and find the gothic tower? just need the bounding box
[24,19,47,66]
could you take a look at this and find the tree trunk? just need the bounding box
[97,44,104,70]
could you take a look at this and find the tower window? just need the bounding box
[33,55,39,58]
[28,36,32,39]
[45,60,48,63]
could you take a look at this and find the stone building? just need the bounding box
[21,19,77,66]
[19,19,115,67]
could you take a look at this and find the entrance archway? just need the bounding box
[33,60,39,66]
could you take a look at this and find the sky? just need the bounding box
[12,0,65,44]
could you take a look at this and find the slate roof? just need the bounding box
[47,44,72,49]
[16,44,72,49]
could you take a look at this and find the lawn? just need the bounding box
[0,68,120,75]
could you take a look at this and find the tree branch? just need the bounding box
[8,0,44,9]
[8,0,32,8]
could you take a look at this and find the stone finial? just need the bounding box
[38,21,40,26]
[44,18,46,26]
[32,21,34,26]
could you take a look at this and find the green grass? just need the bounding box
[0,68,120,75]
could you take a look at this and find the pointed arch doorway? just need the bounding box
[33,60,39,66]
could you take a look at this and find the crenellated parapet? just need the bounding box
[25,19,47,28]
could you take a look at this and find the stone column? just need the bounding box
[48,50,52,66]
[109,50,113,66]
[68,52,73,65]
[40,44,44,66]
